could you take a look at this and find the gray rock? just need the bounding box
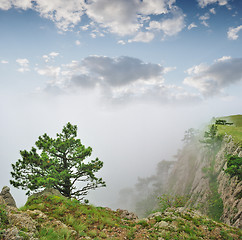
[28,188,63,201]
[154,221,169,228]
[0,186,17,207]
[116,209,138,220]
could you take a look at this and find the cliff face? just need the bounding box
[216,136,242,228]
[166,135,242,228]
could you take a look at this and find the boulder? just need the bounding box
[27,188,63,201]
[116,209,138,220]
[0,186,17,208]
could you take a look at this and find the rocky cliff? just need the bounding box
[165,132,242,228]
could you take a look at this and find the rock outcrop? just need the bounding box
[165,135,242,228]
[0,186,17,207]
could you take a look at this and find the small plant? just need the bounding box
[0,205,9,229]
[224,154,242,181]
[157,194,189,212]
[137,220,149,228]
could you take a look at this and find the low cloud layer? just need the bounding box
[184,57,242,97]
[36,55,200,104]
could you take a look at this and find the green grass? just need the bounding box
[215,115,242,144]
[12,192,242,240]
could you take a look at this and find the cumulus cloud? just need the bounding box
[35,55,198,103]
[227,25,242,40]
[1,60,9,64]
[197,0,228,8]
[85,0,140,36]
[148,9,185,38]
[128,32,155,43]
[1,0,185,41]
[36,66,61,79]
[16,58,30,72]
[184,57,242,97]
[0,0,12,10]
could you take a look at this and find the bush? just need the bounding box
[224,154,242,181]
[157,194,189,213]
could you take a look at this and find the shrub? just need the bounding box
[224,154,242,181]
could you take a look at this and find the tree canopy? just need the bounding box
[10,122,106,200]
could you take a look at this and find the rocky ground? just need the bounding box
[0,188,241,240]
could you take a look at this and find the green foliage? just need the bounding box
[224,154,242,181]
[38,227,73,240]
[10,122,106,200]
[157,194,189,213]
[0,205,9,230]
[215,119,233,125]
[200,124,223,153]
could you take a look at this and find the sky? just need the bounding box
[0,0,242,208]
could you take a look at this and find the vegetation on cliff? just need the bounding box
[1,193,241,240]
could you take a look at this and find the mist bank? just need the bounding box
[119,115,242,228]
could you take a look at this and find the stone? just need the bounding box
[3,226,23,240]
[0,186,17,207]
[154,221,169,228]
[116,209,138,220]
[0,195,6,205]
[28,188,63,201]
[8,210,37,233]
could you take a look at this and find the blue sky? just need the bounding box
[0,0,242,207]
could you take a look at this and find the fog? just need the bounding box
[0,90,240,209]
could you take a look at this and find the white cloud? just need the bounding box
[36,66,61,79]
[199,13,210,27]
[35,55,198,103]
[197,0,228,8]
[217,56,231,62]
[1,0,185,41]
[85,0,140,36]
[34,0,85,31]
[210,8,216,14]
[75,40,81,45]
[49,52,59,58]
[148,9,185,38]
[188,23,198,30]
[128,32,155,43]
[12,0,32,10]
[80,24,89,31]
[42,52,60,62]
[199,13,210,21]
[184,57,242,97]
[227,25,242,40]
[117,40,126,45]
[1,60,9,64]
[0,0,11,10]
[138,0,176,15]
[16,58,30,72]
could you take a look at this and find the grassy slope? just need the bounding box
[216,115,242,144]
[16,195,241,240]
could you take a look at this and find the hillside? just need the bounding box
[160,114,242,228]
[216,115,242,144]
[0,191,241,240]
[1,115,242,239]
